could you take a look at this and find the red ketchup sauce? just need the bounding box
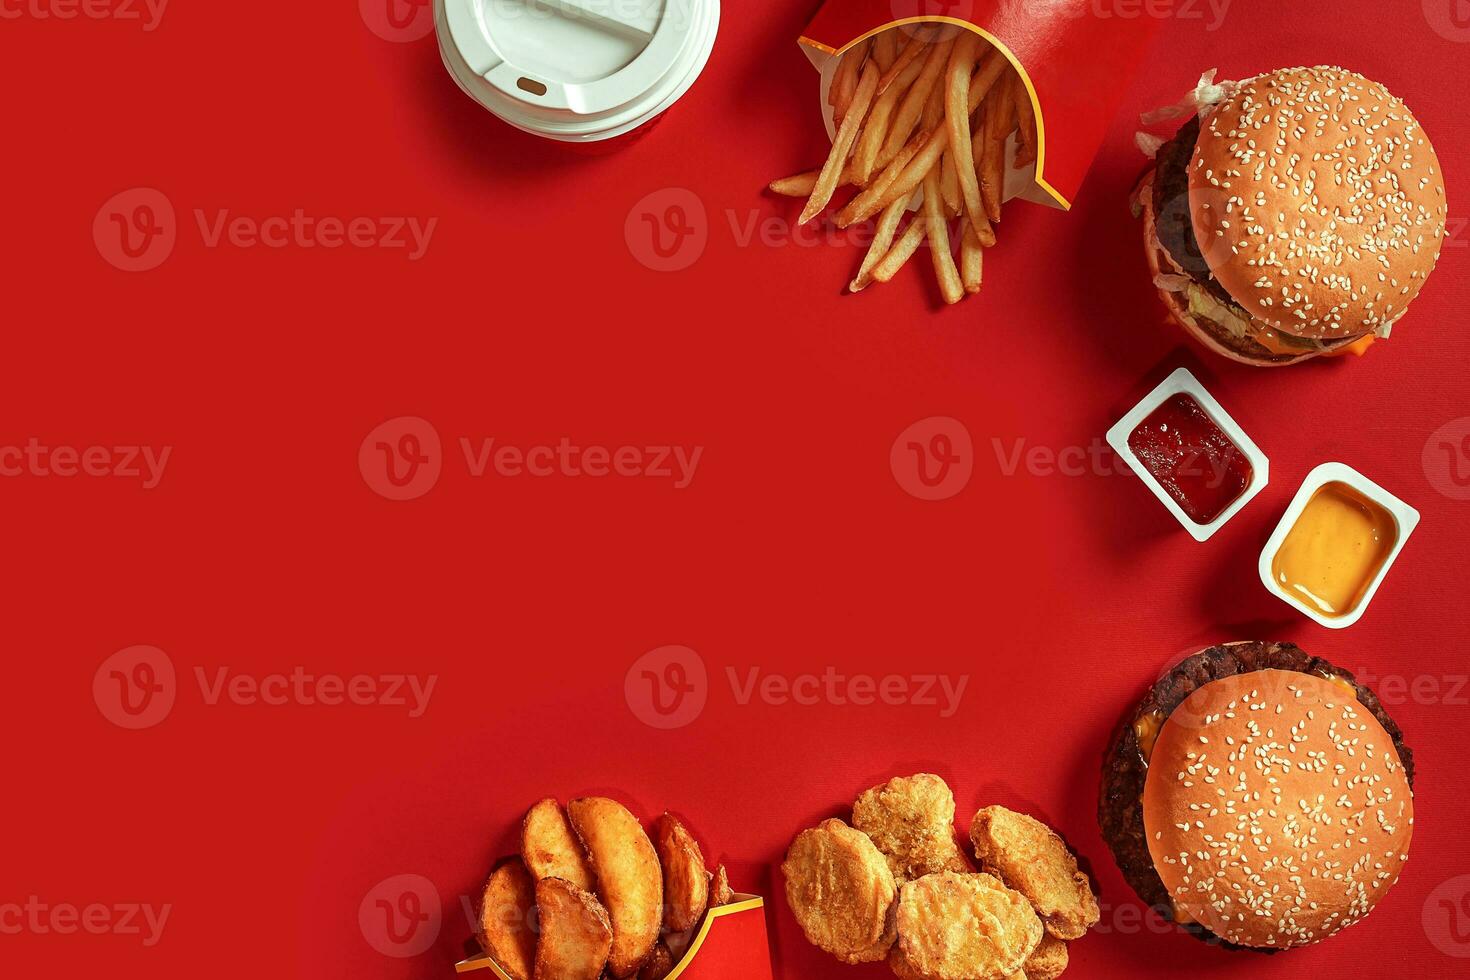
[1127,393,1252,525]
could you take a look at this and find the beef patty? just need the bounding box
[1097,641,1415,950]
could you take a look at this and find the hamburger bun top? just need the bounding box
[1143,670,1413,949]
[1188,66,1448,340]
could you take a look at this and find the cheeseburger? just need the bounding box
[1138,66,1448,365]
[1100,642,1415,950]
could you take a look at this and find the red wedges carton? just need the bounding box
[454,894,772,980]
[799,0,1160,210]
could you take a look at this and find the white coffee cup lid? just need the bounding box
[435,0,719,142]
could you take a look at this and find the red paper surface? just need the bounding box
[2,2,1468,979]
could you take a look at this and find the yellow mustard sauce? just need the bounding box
[1271,482,1397,618]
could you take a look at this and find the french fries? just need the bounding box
[769,24,1034,305]
[800,62,879,224]
[850,197,907,292]
[961,220,985,294]
[876,36,954,172]
[829,37,870,125]
[946,33,987,239]
[534,877,614,980]
[852,56,925,186]
[1014,77,1038,167]
[568,797,664,978]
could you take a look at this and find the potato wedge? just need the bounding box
[636,941,675,980]
[652,813,710,933]
[523,798,595,893]
[711,863,734,907]
[568,797,663,978]
[475,859,537,980]
[534,877,612,980]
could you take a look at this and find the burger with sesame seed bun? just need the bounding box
[1137,66,1448,366]
[1099,642,1415,951]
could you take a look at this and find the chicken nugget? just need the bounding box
[710,864,734,907]
[852,774,970,882]
[969,807,1100,940]
[782,818,897,964]
[894,872,1042,980]
[1022,934,1068,980]
[651,813,709,933]
[533,877,612,980]
[523,798,595,893]
[474,859,537,980]
[567,797,663,977]
[636,941,675,980]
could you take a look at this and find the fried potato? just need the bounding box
[1023,934,1069,980]
[922,168,964,306]
[636,941,675,980]
[830,37,871,125]
[533,877,612,980]
[710,863,734,907]
[960,219,984,294]
[568,797,663,978]
[878,38,955,170]
[969,807,1100,940]
[852,774,971,882]
[523,798,595,893]
[895,872,1042,980]
[652,813,709,933]
[475,859,537,980]
[801,62,879,224]
[782,819,897,964]
[870,217,927,284]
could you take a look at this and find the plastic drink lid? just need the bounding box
[435,0,720,142]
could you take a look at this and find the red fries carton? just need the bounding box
[455,894,773,980]
[800,0,1159,209]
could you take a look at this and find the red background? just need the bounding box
[2,2,1468,979]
